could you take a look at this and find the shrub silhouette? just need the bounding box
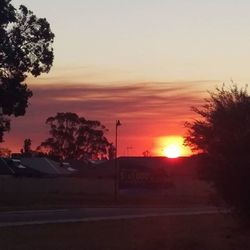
[185,85,250,223]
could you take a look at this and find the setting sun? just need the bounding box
[153,135,192,158]
[163,144,180,158]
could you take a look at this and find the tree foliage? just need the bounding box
[185,85,250,220]
[0,147,11,157]
[21,138,32,156]
[38,112,114,160]
[0,0,54,142]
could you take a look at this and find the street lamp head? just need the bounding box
[116,120,121,127]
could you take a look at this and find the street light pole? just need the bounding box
[115,120,121,201]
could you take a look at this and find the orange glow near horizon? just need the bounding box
[153,135,192,158]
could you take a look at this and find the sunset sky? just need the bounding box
[3,0,250,156]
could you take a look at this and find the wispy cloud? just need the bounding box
[30,81,210,117]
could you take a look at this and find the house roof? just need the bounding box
[0,158,48,177]
[65,160,107,177]
[20,158,73,176]
[0,158,15,175]
[7,159,45,177]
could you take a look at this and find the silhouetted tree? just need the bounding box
[0,0,54,142]
[185,85,250,222]
[38,112,113,160]
[142,150,150,157]
[0,147,11,157]
[108,143,116,160]
[0,114,10,142]
[21,138,32,156]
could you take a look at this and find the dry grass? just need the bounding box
[0,214,249,250]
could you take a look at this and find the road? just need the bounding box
[0,206,225,227]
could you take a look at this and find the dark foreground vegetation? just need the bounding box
[185,85,250,223]
[0,214,249,250]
